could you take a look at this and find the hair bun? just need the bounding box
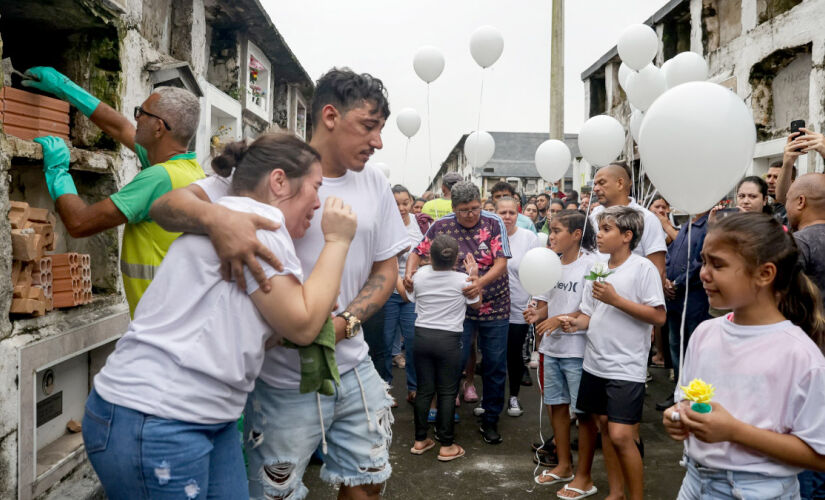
[439,247,456,259]
[211,140,249,177]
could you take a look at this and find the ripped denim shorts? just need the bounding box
[244,358,394,500]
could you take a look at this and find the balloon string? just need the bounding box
[577,195,594,261]
[403,138,410,186]
[476,70,486,133]
[629,130,636,199]
[427,84,434,182]
[678,218,692,461]
[474,70,486,167]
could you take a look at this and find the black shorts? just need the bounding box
[575,370,645,424]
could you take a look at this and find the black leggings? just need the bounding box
[413,326,462,446]
[507,323,530,397]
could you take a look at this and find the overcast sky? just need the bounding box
[263,0,668,194]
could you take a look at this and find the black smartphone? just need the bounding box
[718,208,740,218]
[791,119,806,136]
[791,120,806,152]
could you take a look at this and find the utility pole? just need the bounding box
[550,0,564,140]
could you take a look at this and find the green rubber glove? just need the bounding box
[34,136,77,200]
[22,67,100,117]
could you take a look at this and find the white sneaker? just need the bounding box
[473,405,486,416]
[528,352,540,369]
[507,396,523,417]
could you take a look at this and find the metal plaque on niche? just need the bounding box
[37,392,63,427]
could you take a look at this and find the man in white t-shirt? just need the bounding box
[589,163,666,276]
[150,68,408,499]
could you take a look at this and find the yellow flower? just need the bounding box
[680,378,715,403]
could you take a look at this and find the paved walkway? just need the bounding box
[303,364,686,498]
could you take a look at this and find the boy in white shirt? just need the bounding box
[559,206,665,500]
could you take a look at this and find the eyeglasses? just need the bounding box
[134,106,171,131]
[456,208,481,217]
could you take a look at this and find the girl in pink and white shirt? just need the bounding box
[663,213,825,499]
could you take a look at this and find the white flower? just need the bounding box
[591,262,609,276]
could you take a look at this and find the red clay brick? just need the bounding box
[2,124,70,142]
[0,87,70,113]
[10,297,46,316]
[52,266,81,281]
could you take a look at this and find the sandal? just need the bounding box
[437,445,465,462]
[534,470,574,485]
[410,439,436,455]
[556,484,597,499]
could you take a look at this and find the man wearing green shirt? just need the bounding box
[422,172,463,220]
[24,67,204,316]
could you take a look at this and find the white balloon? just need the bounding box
[413,46,445,83]
[617,24,658,71]
[518,247,562,296]
[464,131,496,167]
[470,26,504,68]
[660,58,673,81]
[664,51,708,89]
[578,115,625,167]
[396,108,421,138]
[618,62,635,91]
[535,140,571,183]
[629,109,644,142]
[625,64,667,111]
[536,232,549,248]
[639,82,756,214]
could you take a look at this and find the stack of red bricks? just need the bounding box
[51,252,92,308]
[9,202,93,316]
[9,201,56,316]
[0,87,71,141]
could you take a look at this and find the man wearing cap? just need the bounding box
[422,172,464,220]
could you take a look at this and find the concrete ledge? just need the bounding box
[39,461,103,500]
[9,295,124,340]
[2,134,116,174]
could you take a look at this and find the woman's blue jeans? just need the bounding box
[382,292,417,391]
[82,387,248,499]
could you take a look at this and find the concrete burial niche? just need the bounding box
[0,0,317,497]
[17,312,128,500]
[0,1,129,499]
[195,79,243,171]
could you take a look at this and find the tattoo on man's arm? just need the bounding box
[152,198,204,234]
[345,273,388,321]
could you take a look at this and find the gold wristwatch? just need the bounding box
[338,311,362,339]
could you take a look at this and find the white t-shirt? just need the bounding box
[195,167,409,388]
[590,198,667,259]
[506,228,541,323]
[93,197,303,423]
[537,252,598,358]
[580,253,664,382]
[408,266,479,332]
[678,316,825,476]
[398,215,424,281]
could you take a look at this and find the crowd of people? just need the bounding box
[24,61,825,499]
